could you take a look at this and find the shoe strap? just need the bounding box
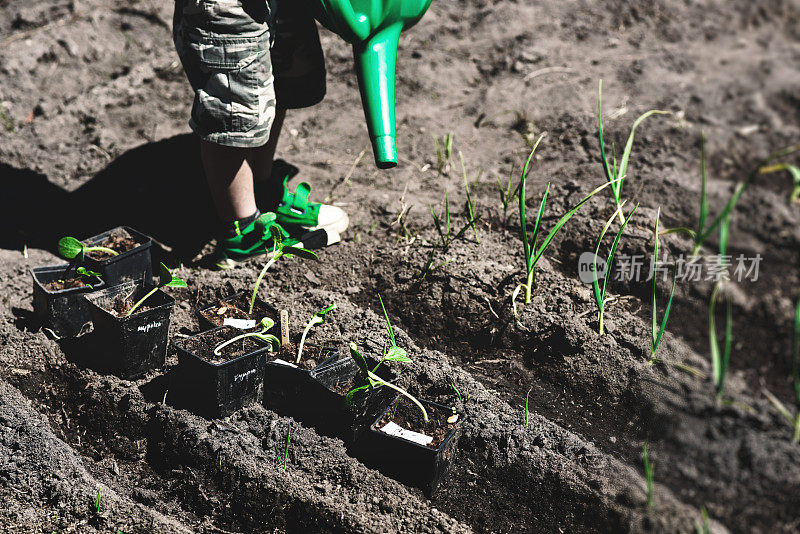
[274,160,315,218]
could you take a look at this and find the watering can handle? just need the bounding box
[324,0,371,42]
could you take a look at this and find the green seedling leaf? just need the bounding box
[349,342,372,380]
[58,236,84,260]
[651,208,678,360]
[384,345,411,363]
[642,441,654,508]
[76,267,101,278]
[282,246,319,261]
[378,294,396,346]
[709,283,733,398]
[598,80,669,221]
[158,262,188,288]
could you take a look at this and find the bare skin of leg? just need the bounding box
[200,107,287,222]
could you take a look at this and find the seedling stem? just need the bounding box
[125,263,187,317]
[248,223,318,314]
[58,236,119,261]
[296,303,335,364]
[213,317,280,356]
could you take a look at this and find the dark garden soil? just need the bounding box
[84,229,142,260]
[44,277,86,291]
[198,293,276,328]
[376,397,460,449]
[178,328,269,365]
[2,0,800,532]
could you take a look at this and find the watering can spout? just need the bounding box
[304,0,433,168]
[355,23,402,169]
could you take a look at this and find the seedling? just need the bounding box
[763,290,800,443]
[592,202,638,335]
[296,303,336,364]
[248,224,318,315]
[0,106,14,132]
[275,420,291,471]
[416,244,453,283]
[459,152,480,243]
[708,283,733,399]
[642,441,654,508]
[597,80,669,223]
[434,132,454,175]
[496,162,519,227]
[759,162,800,204]
[451,382,461,401]
[430,189,475,251]
[695,507,710,534]
[663,136,800,255]
[346,343,428,422]
[58,236,118,261]
[56,267,102,289]
[213,317,280,356]
[650,208,677,362]
[125,262,187,317]
[513,134,620,305]
[378,294,406,361]
[94,485,101,513]
[524,388,531,429]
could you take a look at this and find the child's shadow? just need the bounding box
[1,134,214,262]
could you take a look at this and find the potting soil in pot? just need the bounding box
[84,227,143,260]
[199,293,276,328]
[377,397,460,449]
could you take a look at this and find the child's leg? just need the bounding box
[173,0,276,223]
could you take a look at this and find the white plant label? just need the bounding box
[223,318,256,329]
[381,422,433,446]
[272,359,298,368]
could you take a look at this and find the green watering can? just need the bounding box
[303,0,433,169]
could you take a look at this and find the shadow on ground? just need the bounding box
[0,134,213,261]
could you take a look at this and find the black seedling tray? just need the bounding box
[31,264,105,337]
[174,326,272,418]
[308,357,399,445]
[361,399,464,496]
[262,344,341,416]
[195,291,278,332]
[83,226,153,285]
[84,280,174,380]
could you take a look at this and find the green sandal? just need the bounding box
[270,160,350,235]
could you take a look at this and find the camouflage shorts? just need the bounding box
[173,0,326,148]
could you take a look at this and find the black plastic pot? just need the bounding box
[83,226,153,285]
[195,291,277,332]
[31,264,105,337]
[262,345,341,416]
[362,399,465,496]
[84,280,174,380]
[307,357,400,444]
[173,326,273,418]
